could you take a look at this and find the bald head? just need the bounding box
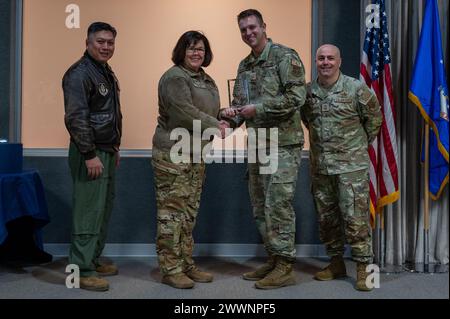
[315,44,342,86]
[316,44,341,60]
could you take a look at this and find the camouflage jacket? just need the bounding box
[301,73,382,175]
[152,65,221,153]
[231,39,306,147]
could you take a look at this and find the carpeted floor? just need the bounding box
[0,257,448,299]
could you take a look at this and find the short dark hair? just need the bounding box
[237,9,264,25]
[171,31,213,67]
[87,22,117,38]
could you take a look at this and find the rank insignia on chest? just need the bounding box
[321,103,330,112]
[99,83,108,96]
[192,79,206,88]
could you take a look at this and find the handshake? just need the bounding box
[220,104,256,120]
[217,105,256,139]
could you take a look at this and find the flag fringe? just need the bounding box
[408,91,450,162]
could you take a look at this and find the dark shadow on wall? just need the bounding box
[0,0,12,139]
[316,0,361,78]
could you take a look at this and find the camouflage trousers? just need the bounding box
[248,145,302,260]
[311,169,373,263]
[152,148,205,275]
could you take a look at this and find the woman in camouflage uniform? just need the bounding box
[151,31,229,289]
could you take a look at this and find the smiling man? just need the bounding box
[62,22,122,292]
[301,44,382,291]
[220,9,306,290]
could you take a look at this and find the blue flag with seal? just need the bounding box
[409,0,449,200]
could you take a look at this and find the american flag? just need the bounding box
[360,0,399,226]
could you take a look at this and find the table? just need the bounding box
[0,169,52,264]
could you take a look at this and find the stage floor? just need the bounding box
[0,257,448,299]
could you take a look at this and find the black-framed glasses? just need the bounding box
[187,47,205,54]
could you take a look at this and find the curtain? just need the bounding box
[362,0,449,268]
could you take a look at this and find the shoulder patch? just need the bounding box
[291,59,301,67]
[357,86,374,105]
[289,56,304,77]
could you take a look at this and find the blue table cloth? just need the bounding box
[0,169,50,249]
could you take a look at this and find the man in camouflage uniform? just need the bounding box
[301,44,382,291]
[221,9,306,289]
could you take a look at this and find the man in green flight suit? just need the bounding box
[63,22,122,292]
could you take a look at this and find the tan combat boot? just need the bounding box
[242,256,276,281]
[356,262,373,291]
[185,266,213,283]
[80,276,109,291]
[96,264,118,276]
[162,272,195,289]
[254,257,296,289]
[314,256,347,281]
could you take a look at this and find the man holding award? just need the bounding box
[220,9,306,289]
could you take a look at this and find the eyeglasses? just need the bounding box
[187,47,205,54]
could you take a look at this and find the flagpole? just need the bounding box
[424,123,430,273]
[378,207,395,273]
[375,210,385,269]
[375,208,383,269]
[375,212,381,266]
[380,209,385,270]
